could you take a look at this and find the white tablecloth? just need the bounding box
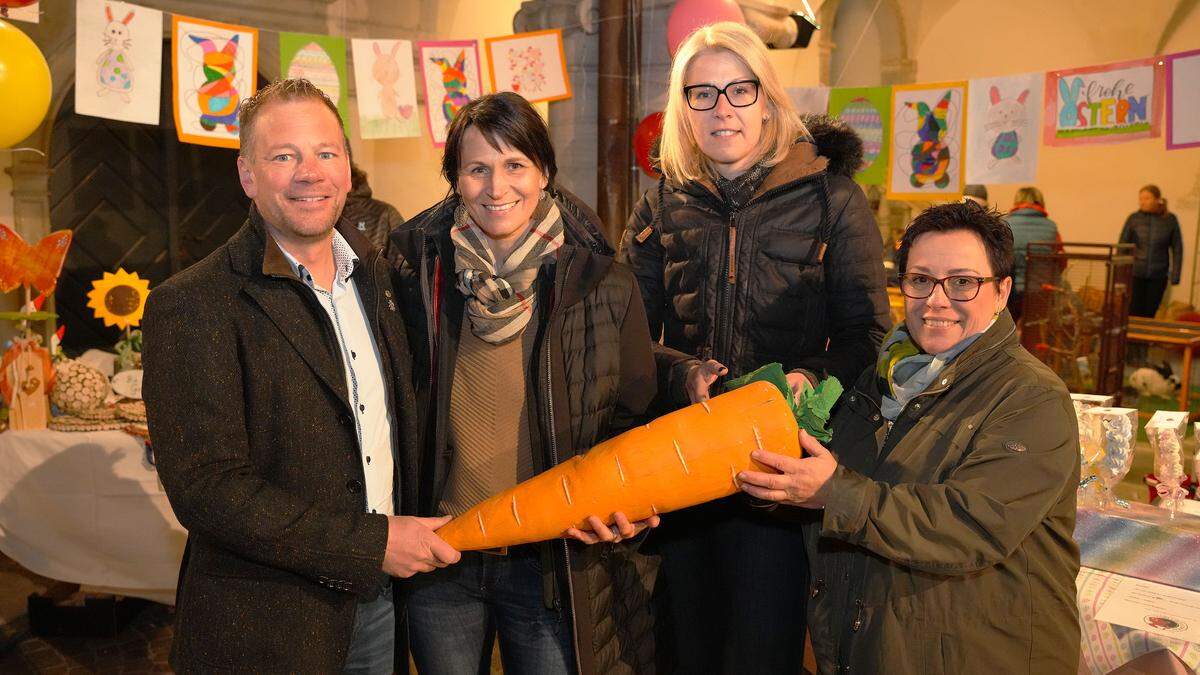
[0,430,186,604]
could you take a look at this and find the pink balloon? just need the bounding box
[666,0,746,57]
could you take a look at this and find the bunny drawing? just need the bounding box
[1058,76,1083,128]
[985,86,1029,168]
[189,34,241,133]
[372,42,412,121]
[430,51,472,126]
[96,5,135,102]
[905,89,954,189]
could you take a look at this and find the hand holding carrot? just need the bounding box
[382,515,461,578]
[686,359,728,402]
[564,512,662,545]
[737,429,838,508]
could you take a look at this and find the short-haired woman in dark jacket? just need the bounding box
[391,92,659,675]
[1120,184,1183,317]
[617,21,890,674]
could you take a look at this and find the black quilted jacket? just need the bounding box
[391,186,660,675]
[618,115,891,402]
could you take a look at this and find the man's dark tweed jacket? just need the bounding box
[142,208,420,673]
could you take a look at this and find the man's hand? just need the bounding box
[382,515,461,578]
[786,370,814,403]
[564,512,661,545]
[685,359,728,403]
[736,429,838,508]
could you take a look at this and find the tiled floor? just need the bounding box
[0,555,173,674]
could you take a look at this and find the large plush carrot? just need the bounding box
[437,365,842,551]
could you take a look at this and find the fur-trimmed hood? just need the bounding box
[801,113,864,179]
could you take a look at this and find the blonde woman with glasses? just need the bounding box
[617,21,890,673]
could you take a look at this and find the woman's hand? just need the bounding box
[737,429,837,508]
[564,512,661,545]
[686,359,728,403]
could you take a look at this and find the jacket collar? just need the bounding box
[227,204,378,280]
[687,140,830,204]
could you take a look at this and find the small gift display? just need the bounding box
[1147,410,1190,519]
[1080,407,1137,508]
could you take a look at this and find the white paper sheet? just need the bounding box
[1096,576,1200,644]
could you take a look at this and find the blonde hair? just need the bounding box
[657,22,808,185]
[1013,186,1045,207]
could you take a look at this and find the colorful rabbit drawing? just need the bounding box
[372,42,412,120]
[1058,76,1083,128]
[430,51,471,126]
[905,90,954,189]
[96,5,135,102]
[189,34,241,133]
[985,86,1029,169]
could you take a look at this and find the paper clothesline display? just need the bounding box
[62,0,1196,163]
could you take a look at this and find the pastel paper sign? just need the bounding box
[1043,57,1162,146]
[418,40,482,147]
[172,15,258,149]
[87,268,150,330]
[280,32,349,126]
[966,72,1043,184]
[351,38,420,139]
[485,29,571,104]
[888,82,967,201]
[828,86,891,185]
[0,225,72,294]
[1166,49,1200,150]
[74,0,163,125]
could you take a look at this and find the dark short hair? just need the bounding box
[896,202,1014,280]
[238,79,345,156]
[441,92,556,188]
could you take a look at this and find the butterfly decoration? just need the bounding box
[0,224,73,295]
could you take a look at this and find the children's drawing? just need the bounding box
[1043,57,1162,146]
[172,15,257,149]
[828,86,891,185]
[966,72,1042,183]
[485,30,571,104]
[75,0,162,124]
[1165,49,1200,150]
[350,38,419,139]
[280,33,348,125]
[887,82,966,200]
[418,40,481,147]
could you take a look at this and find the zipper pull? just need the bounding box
[851,598,864,632]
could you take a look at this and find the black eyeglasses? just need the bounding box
[898,273,1000,302]
[683,80,761,111]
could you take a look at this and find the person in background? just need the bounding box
[1004,185,1059,322]
[1121,184,1183,318]
[342,161,404,257]
[618,21,889,674]
[962,183,988,208]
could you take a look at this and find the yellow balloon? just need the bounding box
[0,19,52,149]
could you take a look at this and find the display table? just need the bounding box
[1076,503,1200,673]
[0,430,185,604]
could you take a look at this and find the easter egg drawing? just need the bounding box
[287,42,341,105]
[840,97,883,171]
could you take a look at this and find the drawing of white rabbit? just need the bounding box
[372,42,412,121]
[985,86,1029,168]
[96,5,135,102]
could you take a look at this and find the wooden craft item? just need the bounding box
[0,224,72,294]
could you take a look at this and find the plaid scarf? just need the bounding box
[451,192,564,344]
[713,160,770,209]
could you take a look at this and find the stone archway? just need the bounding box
[817,0,913,87]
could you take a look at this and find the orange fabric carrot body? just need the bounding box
[437,380,800,551]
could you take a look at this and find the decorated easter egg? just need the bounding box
[287,42,341,105]
[839,97,883,171]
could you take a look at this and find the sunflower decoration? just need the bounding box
[86,268,150,331]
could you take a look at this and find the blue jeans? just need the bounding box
[405,545,574,675]
[343,583,395,675]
